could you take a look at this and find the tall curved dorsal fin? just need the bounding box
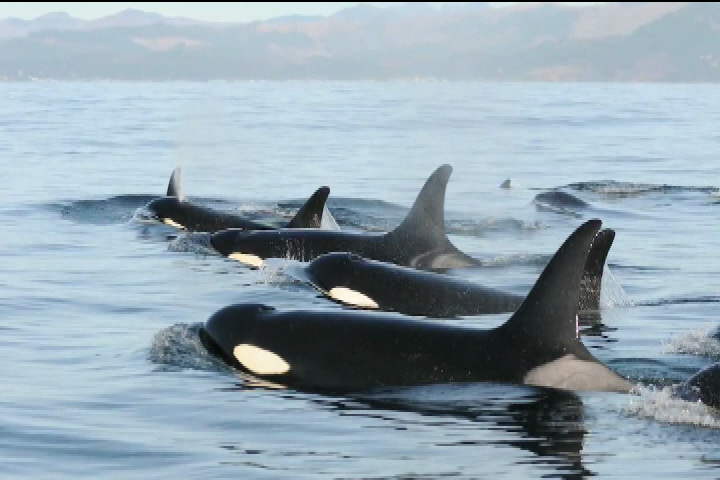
[166,166,183,200]
[387,164,452,246]
[502,219,602,346]
[286,186,331,228]
[578,228,615,312]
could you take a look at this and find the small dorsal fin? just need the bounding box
[286,187,331,228]
[578,228,615,312]
[502,219,602,345]
[166,166,183,199]
[387,164,452,246]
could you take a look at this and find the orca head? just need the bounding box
[210,229,269,267]
[204,303,276,341]
[201,304,290,375]
[144,196,187,229]
[305,253,380,309]
[306,252,363,290]
[675,363,720,410]
[211,229,249,257]
[136,166,187,228]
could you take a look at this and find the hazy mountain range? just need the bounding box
[1,2,718,82]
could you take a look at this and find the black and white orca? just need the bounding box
[303,229,615,317]
[200,219,633,394]
[210,164,482,271]
[140,167,333,232]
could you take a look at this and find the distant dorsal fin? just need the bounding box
[286,186,330,228]
[166,166,183,200]
[502,219,602,345]
[387,164,452,246]
[578,228,615,312]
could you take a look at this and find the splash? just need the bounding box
[257,258,308,287]
[662,324,720,359]
[167,232,217,255]
[148,322,231,372]
[624,384,720,428]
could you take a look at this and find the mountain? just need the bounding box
[0,2,718,82]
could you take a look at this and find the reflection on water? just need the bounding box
[225,380,591,478]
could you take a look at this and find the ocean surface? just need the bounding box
[2,81,720,479]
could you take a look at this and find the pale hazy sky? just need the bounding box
[0,2,598,23]
[0,3,475,22]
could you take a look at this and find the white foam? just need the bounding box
[624,384,720,428]
[662,324,720,359]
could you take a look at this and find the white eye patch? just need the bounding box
[162,218,186,230]
[328,287,379,309]
[228,253,264,268]
[233,344,290,375]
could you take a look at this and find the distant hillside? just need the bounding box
[1,2,718,82]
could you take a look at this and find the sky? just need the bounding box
[0,2,599,23]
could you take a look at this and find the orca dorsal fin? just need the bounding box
[166,166,184,200]
[286,187,331,228]
[578,228,615,312]
[387,164,452,246]
[502,219,602,345]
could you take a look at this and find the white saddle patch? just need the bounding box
[523,354,632,392]
[328,287,379,309]
[234,344,290,375]
[228,252,265,268]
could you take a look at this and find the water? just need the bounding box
[3,81,720,479]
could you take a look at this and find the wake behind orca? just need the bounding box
[199,219,633,393]
[210,164,482,271]
[303,228,615,317]
[139,167,333,233]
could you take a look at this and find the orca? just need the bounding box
[200,219,633,394]
[303,229,615,317]
[140,167,332,232]
[534,191,589,210]
[675,363,720,410]
[210,164,482,271]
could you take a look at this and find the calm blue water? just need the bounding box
[3,81,720,479]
